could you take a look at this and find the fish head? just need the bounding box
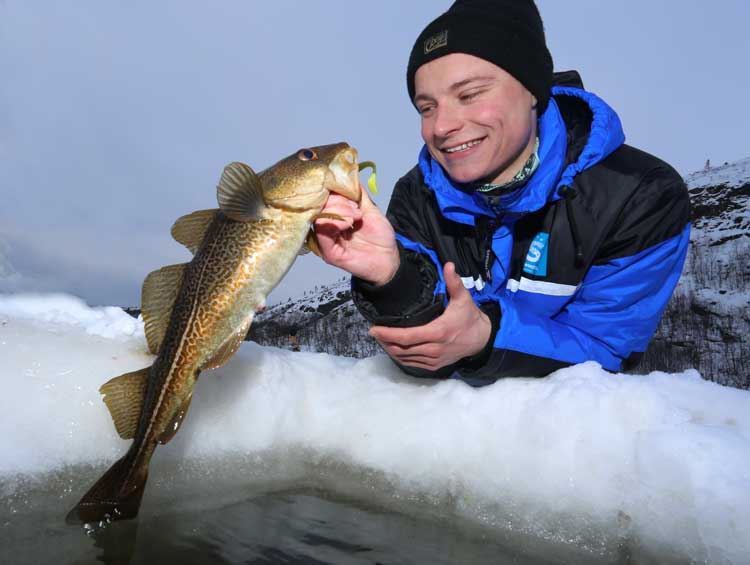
[259,142,362,211]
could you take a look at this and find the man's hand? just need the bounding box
[369,262,492,371]
[314,188,400,286]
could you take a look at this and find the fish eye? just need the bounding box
[297,149,318,161]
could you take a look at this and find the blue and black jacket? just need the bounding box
[352,71,691,383]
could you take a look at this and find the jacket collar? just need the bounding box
[418,86,625,226]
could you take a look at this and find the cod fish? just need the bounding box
[66,142,362,525]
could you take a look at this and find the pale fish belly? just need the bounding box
[241,211,316,304]
[193,210,315,367]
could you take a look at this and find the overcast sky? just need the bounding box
[1,1,749,307]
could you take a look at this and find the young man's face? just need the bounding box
[414,53,537,185]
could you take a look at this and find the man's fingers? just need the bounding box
[314,219,353,234]
[394,357,444,370]
[327,192,361,208]
[313,207,361,240]
[312,223,342,248]
[380,341,442,359]
[315,199,361,227]
[369,324,442,347]
[319,194,362,215]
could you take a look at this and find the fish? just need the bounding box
[66,142,362,525]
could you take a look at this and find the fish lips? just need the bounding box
[325,148,361,203]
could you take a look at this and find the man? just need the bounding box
[314,0,690,384]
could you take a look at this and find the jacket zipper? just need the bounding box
[477,217,497,283]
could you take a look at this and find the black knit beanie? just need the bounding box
[406,0,553,114]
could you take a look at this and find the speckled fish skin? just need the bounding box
[66,142,361,526]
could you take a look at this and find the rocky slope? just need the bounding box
[247,278,380,358]
[635,158,750,388]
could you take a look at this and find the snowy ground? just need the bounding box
[1,294,749,563]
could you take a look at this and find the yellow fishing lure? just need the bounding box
[358,161,378,195]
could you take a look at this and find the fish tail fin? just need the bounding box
[65,453,148,525]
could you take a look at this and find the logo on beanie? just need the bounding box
[424,30,448,54]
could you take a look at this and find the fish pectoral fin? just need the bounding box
[202,333,244,370]
[217,162,268,222]
[202,315,254,371]
[158,394,193,445]
[312,212,347,222]
[141,263,187,354]
[299,230,322,257]
[171,209,218,254]
[99,367,150,439]
[302,213,348,257]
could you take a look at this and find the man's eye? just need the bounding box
[460,91,481,102]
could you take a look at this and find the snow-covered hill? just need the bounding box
[250,157,750,389]
[638,158,750,388]
[685,156,750,246]
[685,156,750,190]
[248,277,380,358]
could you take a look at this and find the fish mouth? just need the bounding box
[326,146,362,203]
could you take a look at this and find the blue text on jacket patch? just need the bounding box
[523,232,550,276]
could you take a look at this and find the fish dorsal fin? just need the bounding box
[216,162,267,222]
[158,394,193,445]
[170,209,218,254]
[100,367,150,439]
[202,314,254,370]
[141,263,186,354]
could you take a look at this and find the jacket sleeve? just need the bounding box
[460,168,691,379]
[351,240,444,328]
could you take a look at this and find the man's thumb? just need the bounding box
[444,262,467,300]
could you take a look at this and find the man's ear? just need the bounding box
[531,94,538,110]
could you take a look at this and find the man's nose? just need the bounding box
[432,104,462,138]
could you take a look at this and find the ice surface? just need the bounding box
[0,293,143,340]
[1,294,749,562]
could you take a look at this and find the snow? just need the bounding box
[0,293,143,340]
[1,294,749,563]
[693,287,750,311]
[685,156,750,189]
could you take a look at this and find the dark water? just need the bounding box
[2,488,566,565]
[98,490,552,565]
[0,460,682,565]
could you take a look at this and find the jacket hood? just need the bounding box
[418,86,626,226]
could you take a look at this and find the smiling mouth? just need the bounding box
[443,138,484,154]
